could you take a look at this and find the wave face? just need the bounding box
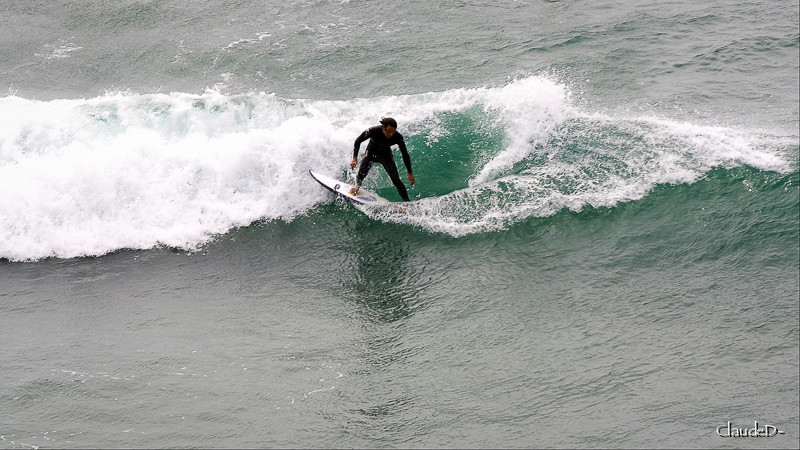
[0,76,795,260]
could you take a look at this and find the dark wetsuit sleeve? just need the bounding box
[353,129,370,158]
[397,135,412,174]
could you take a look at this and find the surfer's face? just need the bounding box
[382,125,396,139]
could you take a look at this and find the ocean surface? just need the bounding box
[1,0,798,448]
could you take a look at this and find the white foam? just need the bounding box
[365,91,795,237]
[471,75,570,185]
[0,92,331,260]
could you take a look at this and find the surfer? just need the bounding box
[349,117,415,201]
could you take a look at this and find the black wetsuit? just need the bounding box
[353,126,413,201]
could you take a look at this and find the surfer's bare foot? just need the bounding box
[348,186,360,195]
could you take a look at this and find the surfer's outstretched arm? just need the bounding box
[350,128,370,184]
[394,132,415,187]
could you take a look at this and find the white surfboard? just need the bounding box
[309,170,393,206]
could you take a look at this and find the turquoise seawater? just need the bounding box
[1,0,798,448]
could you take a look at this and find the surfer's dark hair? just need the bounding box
[380,117,397,128]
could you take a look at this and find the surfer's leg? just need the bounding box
[380,158,410,201]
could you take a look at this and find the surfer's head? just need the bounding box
[380,117,397,138]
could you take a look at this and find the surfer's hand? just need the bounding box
[408,173,415,185]
[350,157,357,169]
